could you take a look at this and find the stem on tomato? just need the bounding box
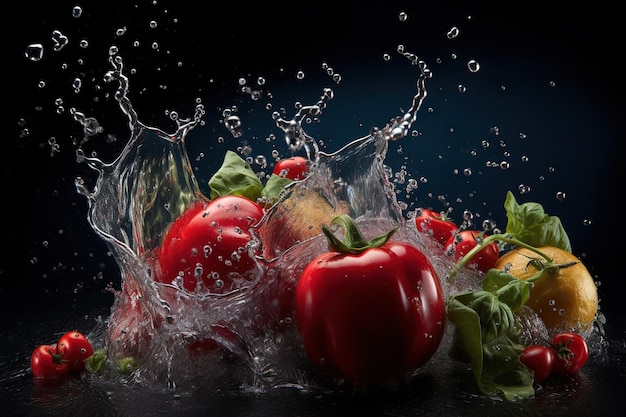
[322,214,398,255]
[447,234,554,280]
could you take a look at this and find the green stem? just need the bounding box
[322,214,398,255]
[447,234,554,280]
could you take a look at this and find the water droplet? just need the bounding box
[467,59,480,72]
[72,6,83,18]
[51,30,69,52]
[25,43,44,61]
[225,115,242,138]
[72,77,82,93]
[446,26,460,39]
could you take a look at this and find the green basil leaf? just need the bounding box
[208,150,264,201]
[261,174,294,206]
[480,337,535,401]
[503,191,571,252]
[447,292,485,382]
[448,288,535,401]
[482,269,531,312]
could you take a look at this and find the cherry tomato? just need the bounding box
[519,345,554,384]
[272,156,309,180]
[31,344,69,378]
[57,330,94,372]
[295,219,446,387]
[550,332,589,375]
[445,230,499,273]
[414,208,459,245]
[156,196,264,293]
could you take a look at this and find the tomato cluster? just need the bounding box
[520,332,589,384]
[31,331,94,379]
[414,208,499,273]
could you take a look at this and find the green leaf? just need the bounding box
[503,191,571,252]
[447,289,535,401]
[447,293,485,381]
[482,269,531,312]
[118,357,138,375]
[261,174,294,206]
[480,337,535,401]
[85,348,107,374]
[208,150,264,201]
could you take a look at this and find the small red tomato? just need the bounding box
[414,208,459,245]
[157,196,264,293]
[57,330,94,372]
[445,230,499,273]
[31,344,69,378]
[550,332,589,375]
[272,156,309,180]
[520,345,554,384]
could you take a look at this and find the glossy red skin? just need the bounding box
[156,196,264,293]
[550,332,589,375]
[445,230,499,273]
[272,156,309,180]
[57,331,94,372]
[31,344,69,378]
[414,208,459,245]
[295,241,446,387]
[520,345,554,384]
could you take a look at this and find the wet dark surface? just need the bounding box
[4,1,624,416]
[1,306,625,417]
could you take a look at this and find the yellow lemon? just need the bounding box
[494,246,598,333]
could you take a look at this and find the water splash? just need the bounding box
[68,50,470,392]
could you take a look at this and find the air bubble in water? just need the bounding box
[25,43,44,61]
[398,11,408,22]
[556,191,566,201]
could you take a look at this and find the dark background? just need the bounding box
[2,1,624,416]
[4,1,621,320]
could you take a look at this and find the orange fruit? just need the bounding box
[494,246,598,333]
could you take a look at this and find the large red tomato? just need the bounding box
[156,196,264,294]
[295,216,446,387]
